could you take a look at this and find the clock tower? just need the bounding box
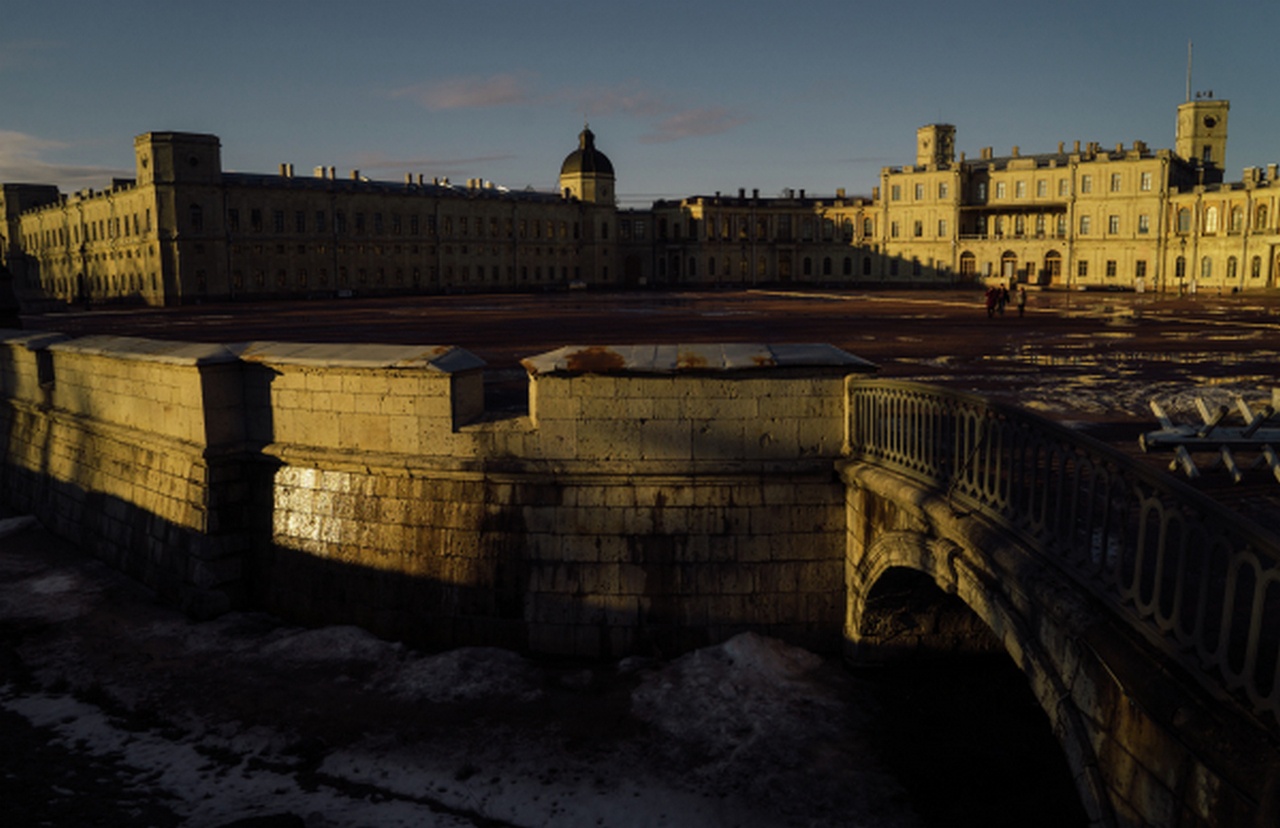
[1175,97,1229,173]
[916,124,956,168]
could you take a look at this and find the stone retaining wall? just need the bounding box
[0,332,874,656]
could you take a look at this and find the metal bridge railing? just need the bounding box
[846,379,1280,727]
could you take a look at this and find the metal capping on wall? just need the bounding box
[844,378,1280,730]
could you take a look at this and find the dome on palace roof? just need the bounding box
[560,127,614,177]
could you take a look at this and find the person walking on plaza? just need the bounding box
[1017,286,1027,317]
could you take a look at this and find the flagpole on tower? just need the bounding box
[1186,40,1193,103]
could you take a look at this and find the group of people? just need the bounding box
[985,283,1027,318]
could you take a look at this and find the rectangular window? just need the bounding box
[1138,214,1150,234]
[316,211,326,233]
[295,211,306,233]
[937,219,947,237]
[228,209,239,231]
[1058,179,1069,197]
[273,210,285,233]
[913,220,923,237]
[1077,260,1089,277]
[1110,173,1122,192]
[1079,215,1091,234]
[1036,179,1047,197]
[1108,215,1120,234]
[1015,180,1026,198]
[914,183,924,200]
[1106,260,1117,277]
[1140,171,1152,191]
[890,221,900,238]
[996,181,1007,199]
[891,184,901,201]
[938,182,949,199]
[1136,260,1147,278]
[1080,175,1092,193]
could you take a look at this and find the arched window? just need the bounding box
[1257,204,1269,230]
[1175,256,1186,281]
[842,257,852,276]
[1204,206,1219,233]
[1177,208,1191,233]
[1200,257,1213,280]
[822,257,832,276]
[1227,257,1237,281]
[803,257,813,276]
[1230,207,1244,233]
[1252,256,1262,279]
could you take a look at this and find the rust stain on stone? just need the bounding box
[677,350,709,370]
[564,345,627,373]
[751,354,778,367]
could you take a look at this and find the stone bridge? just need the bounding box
[0,331,1277,826]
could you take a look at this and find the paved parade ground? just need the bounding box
[21,285,1280,425]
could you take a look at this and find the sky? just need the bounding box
[2,0,1278,207]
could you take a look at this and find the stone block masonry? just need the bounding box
[0,331,876,657]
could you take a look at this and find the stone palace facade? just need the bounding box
[3,96,1277,307]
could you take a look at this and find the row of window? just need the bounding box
[229,242,583,260]
[650,214,870,244]
[220,206,604,241]
[659,254,875,280]
[892,171,1158,204]
[226,263,605,291]
[1175,204,1269,234]
[25,209,153,250]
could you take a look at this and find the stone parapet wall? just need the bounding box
[0,333,874,656]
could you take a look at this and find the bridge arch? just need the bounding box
[842,380,1280,827]
[847,527,1113,825]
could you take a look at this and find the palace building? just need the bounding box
[2,96,1277,308]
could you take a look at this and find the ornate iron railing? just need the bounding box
[846,379,1280,727]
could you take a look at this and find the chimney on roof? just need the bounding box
[1116,143,1124,154]
[738,187,746,199]
[752,188,759,199]
[1058,142,1065,154]
[314,166,326,178]
[1012,146,1020,157]
[1269,164,1278,181]
[799,188,805,199]
[350,169,360,180]
[836,187,846,198]
[1073,140,1081,153]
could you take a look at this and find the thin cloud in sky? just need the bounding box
[639,107,751,144]
[0,130,129,189]
[389,72,534,110]
[390,74,750,144]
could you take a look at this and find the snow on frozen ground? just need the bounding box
[0,520,916,828]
